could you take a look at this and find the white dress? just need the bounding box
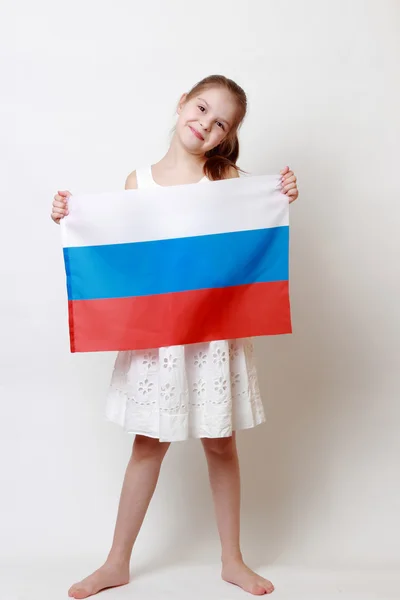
[105,166,266,442]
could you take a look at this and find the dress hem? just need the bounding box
[104,413,266,442]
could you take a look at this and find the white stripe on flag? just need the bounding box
[61,174,288,248]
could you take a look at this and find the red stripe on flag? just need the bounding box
[68,281,291,352]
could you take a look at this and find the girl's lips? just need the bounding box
[189,125,204,141]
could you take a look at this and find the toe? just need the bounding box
[259,579,274,594]
[251,584,267,595]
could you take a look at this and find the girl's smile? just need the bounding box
[188,125,205,141]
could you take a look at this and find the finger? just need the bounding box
[280,166,290,176]
[51,213,67,221]
[51,212,65,221]
[51,206,68,215]
[53,200,66,208]
[282,174,296,185]
[52,198,68,208]
[287,188,298,197]
[283,182,297,193]
[58,190,71,197]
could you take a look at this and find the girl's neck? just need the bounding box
[155,133,205,177]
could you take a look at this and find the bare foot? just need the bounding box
[68,561,130,599]
[222,560,274,595]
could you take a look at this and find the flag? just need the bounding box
[61,174,291,352]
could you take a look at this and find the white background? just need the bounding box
[1,0,400,591]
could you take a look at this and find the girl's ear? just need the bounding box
[177,93,188,115]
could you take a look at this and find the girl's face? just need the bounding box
[176,86,238,155]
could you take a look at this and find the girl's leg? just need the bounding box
[68,435,170,599]
[201,434,274,595]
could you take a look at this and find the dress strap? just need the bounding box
[135,165,158,190]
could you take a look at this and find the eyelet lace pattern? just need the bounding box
[105,338,265,442]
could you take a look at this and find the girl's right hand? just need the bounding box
[51,190,71,224]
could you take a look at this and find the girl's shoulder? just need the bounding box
[125,170,138,190]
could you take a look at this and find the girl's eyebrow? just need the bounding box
[197,97,231,128]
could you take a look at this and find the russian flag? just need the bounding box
[61,174,291,352]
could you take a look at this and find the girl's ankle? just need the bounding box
[222,552,244,566]
[105,553,131,568]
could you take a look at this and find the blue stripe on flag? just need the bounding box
[64,226,289,301]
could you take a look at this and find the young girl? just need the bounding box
[51,75,299,598]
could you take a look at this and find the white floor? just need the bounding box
[1,561,399,600]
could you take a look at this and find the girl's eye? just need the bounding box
[216,121,225,130]
[198,105,205,112]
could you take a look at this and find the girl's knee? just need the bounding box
[132,435,170,461]
[202,435,236,458]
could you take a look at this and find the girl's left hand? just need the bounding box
[280,166,299,204]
